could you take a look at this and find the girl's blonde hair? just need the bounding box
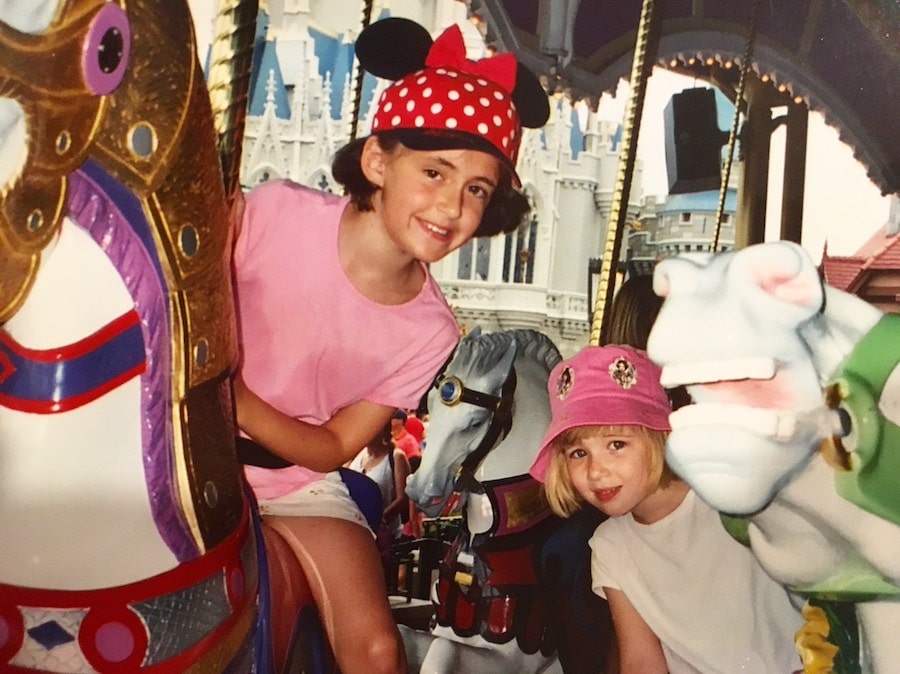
[543,425,673,518]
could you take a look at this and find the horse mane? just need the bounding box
[460,328,562,373]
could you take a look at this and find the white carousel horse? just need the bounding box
[647,240,900,673]
[403,328,610,674]
[0,4,423,673]
[0,2,268,670]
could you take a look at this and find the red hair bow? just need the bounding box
[425,24,517,94]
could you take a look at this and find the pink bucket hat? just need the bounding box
[529,345,672,482]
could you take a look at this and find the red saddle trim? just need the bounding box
[0,502,256,672]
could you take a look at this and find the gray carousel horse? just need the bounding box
[403,328,613,674]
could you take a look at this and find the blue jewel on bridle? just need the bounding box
[429,365,518,484]
[436,375,504,410]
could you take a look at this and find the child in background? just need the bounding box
[232,18,549,674]
[390,409,421,462]
[348,423,410,549]
[530,345,802,674]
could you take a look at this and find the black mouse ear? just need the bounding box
[356,18,433,81]
[513,65,550,129]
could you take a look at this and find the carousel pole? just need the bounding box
[349,0,376,142]
[206,0,259,202]
[589,0,661,346]
[712,0,771,253]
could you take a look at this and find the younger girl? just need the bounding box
[530,345,802,673]
[233,18,549,674]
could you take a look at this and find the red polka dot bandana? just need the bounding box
[371,24,522,175]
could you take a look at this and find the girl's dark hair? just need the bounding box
[331,131,530,237]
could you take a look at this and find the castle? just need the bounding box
[233,0,741,354]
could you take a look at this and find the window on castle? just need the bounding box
[475,238,490,280]
[502,213,537,283]
[457,241,472,279]
[457,238,491,281]
[680,212,691,223]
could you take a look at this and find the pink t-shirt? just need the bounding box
[233,180,459,501]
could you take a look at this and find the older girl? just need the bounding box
[233,18,549,674]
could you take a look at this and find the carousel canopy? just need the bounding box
[470,0,899,196]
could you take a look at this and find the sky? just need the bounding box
[187,1,892,260]
[593,70,893,260]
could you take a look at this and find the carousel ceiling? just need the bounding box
[470,0,899,196]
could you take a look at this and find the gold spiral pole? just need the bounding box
[348,0,375,142]
[206,0,259,200]
[589,0,661,346]
[712,0,760,251]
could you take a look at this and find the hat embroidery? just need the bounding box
[556,366,574,400]
[609,357,637,389]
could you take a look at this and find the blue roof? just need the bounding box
[310,26,357,119]
[249,40,291,119]
[247,11,292,119]
[659,189,737,213]
[610,123,623,152]
[570,106,584,159]
[246,8,393,122]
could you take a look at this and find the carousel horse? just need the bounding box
[647,240,900,673]
[402,328,612,674]
[0,1,278,671]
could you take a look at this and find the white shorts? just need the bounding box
[257,471,370,532]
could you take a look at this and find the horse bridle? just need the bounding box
[429,364,518,484]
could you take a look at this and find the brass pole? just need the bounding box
[207,0,259,201]
[713,0,759,251]
[589,0,661,346]
[349,1,375,142]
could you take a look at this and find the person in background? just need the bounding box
[349,424,410,561]
[606,273,691,410]
[391,409,421,463]
[531,345,802,674]
[231,18,550,674]
[404,408,426,451]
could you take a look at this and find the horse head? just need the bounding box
[647,240,884,514]
[1,0,246,582]
[407,328,561,517]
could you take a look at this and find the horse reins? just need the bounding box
[429,365,518,485]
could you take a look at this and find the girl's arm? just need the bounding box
[605,587,668,674]
[233,375,395,472]
[383,449,410,520]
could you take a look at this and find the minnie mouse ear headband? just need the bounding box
[356,18,550,186]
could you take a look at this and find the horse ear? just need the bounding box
[494,339,518,382]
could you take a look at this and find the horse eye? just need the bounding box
[466,414,488,430]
